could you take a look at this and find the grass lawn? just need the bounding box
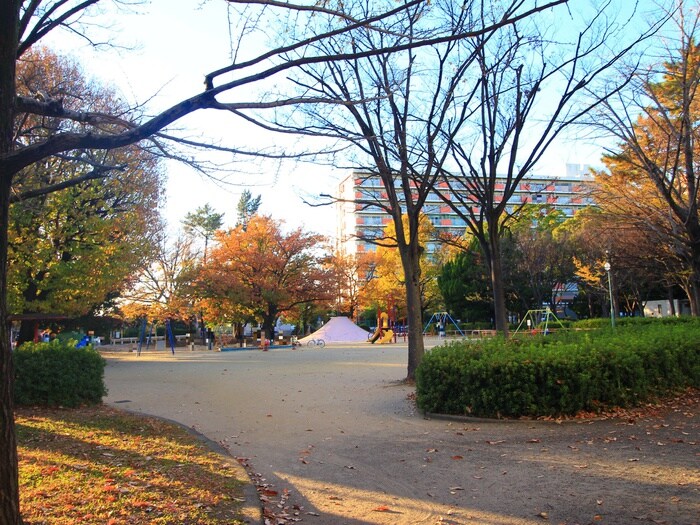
[16,405,249,524]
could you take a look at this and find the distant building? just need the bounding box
[644,299,692,318]
[337,164,594,254]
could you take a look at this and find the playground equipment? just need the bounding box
[377,330,394,344]
[513,307,566,335]
[298,316,369,344]
[75,335,91,348]
[137,318,176,356]
[369,311,393,344]
[422,312,464,337]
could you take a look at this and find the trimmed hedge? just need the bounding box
[416,322,700,418]
[574,316,700,329]
[14,341,107,407]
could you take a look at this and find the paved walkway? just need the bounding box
[103,343,700,525]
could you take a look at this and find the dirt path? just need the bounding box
[102,344,699,525]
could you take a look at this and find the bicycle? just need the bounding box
[306,338,326,348]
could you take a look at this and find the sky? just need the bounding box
[45,0,345,237]
[40,0,637,240]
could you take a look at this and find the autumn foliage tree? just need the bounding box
[596,6,700,314]
[581,167,685,316]
[9,48,163,342]
[197,215,334,339]
[359,215,444,321]
[327,250,375,320]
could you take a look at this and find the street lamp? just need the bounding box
[603,260,615,328]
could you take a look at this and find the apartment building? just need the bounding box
[337,164,594,254]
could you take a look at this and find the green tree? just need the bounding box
[438,241,492,323]
[236,189,261,231]
[182,204,224,263]
[8,48,163,342]
[506,206,576,315]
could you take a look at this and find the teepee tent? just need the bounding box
[298,317,369,344]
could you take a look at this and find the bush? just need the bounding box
[14,341,107,407]
[574,316,699,329]
[416,323,700,418]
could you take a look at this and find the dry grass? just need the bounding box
[17,405,249,524]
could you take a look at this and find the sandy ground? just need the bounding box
[102,341,699,525]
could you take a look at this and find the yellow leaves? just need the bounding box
[18,406,250,524]
[358,213,443,311]
[573,256,607,290]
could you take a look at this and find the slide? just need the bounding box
[369,311,391,344]
[378,329,394,344]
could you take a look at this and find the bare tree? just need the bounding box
[1,0,564,521]
[259,0,570,379]
[119,235,200,321]
[436,2,664,333]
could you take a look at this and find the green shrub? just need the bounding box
[416,323,700,418]
[574,316,700,329]
[14,341,107,407]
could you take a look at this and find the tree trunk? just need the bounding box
[262,308,278,342]
[0,177,21,525]
[1,0,22,521]
[667,286,676,317]
[16,321,34,346]
[690,257,700,316]
[400,241,425,382]
[690,285,700,317]
[488,231,509,336]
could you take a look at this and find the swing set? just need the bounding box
[422,312,465,336]
[137,318,176,356]
[513,307,566,336]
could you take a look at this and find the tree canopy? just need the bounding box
[9,47,163,341]
[197,215,334,339]
[597,8,700,314]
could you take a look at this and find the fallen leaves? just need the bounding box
[17,406,249,524]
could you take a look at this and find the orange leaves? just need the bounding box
[41,465,60,476]
[199,214,334,325]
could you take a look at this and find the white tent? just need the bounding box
[298,316,369,344]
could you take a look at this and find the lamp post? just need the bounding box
[603,261,615,328]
